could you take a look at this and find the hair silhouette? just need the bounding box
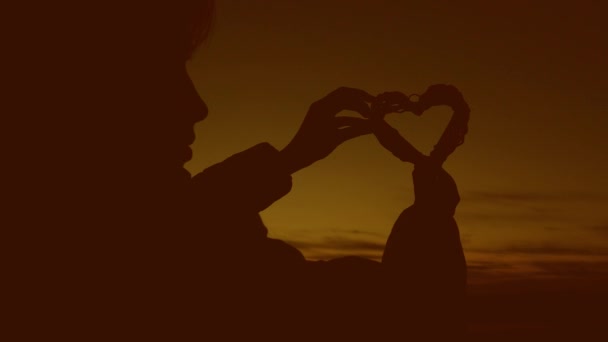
[11,1,468,340]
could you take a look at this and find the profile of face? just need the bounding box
[115,54,209,188]
[140,60,208,182]
[109,2,213,186]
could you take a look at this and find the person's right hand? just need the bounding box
[280,87,375,174]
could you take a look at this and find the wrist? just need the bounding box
[279,144,307,175]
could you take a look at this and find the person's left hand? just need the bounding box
[280,87,375,174]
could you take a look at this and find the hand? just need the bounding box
[415,84,469,115]
[280,87,374,174]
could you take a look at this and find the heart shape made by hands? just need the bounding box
[370,85,470,166]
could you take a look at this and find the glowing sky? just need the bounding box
[185,0,608,294]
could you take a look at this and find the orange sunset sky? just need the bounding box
[185,0,608,297]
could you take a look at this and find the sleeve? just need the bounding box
[189,142,293,213]
[380,166,467,337]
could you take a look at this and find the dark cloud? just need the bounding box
[304,252,383,261]
[467,261,514,271]
[340,229,386,238]
[532,261,608,278]
[288,238,385,252]
[458,200,569,225]
[500,245,608,256]
[467,259,608,295]
[470,244,608,256]
[466,260,518,283]
[324,239,385,251]
[463,190,608,203]
[590,223,608,236]
[285,233,386,260]
[459,211,560,223]
[465,243,608,295]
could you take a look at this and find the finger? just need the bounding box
[319,100,372,119]
[315,87,375,118]
[349,100,373,118]
[333,116,369,128]
[309,98,372,120]
[372,91,411,117]
[376,91,410,108]
[335,124,373,144]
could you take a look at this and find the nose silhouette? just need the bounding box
[195,95,209,122]
[185,74,208,123]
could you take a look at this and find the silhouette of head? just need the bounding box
[85,1,215,187]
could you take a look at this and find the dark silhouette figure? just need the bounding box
[11,1,469,340]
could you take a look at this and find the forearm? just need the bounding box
[278,142,311,175]
[190,143,293,213]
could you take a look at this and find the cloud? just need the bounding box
[497,245,608,256]
[463,238,608,294]
[464,190,608,203]
[284,232,387,261]
[467,261,514,271]
[289,238,385,252]
[459,211,559,223]
[465,252,608,298]
[302,251,383,261]
[457,192,608,231]
[590,223,608,236]
[468,241,608,257]
[531,260,608,278]
[339,229,386,238]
